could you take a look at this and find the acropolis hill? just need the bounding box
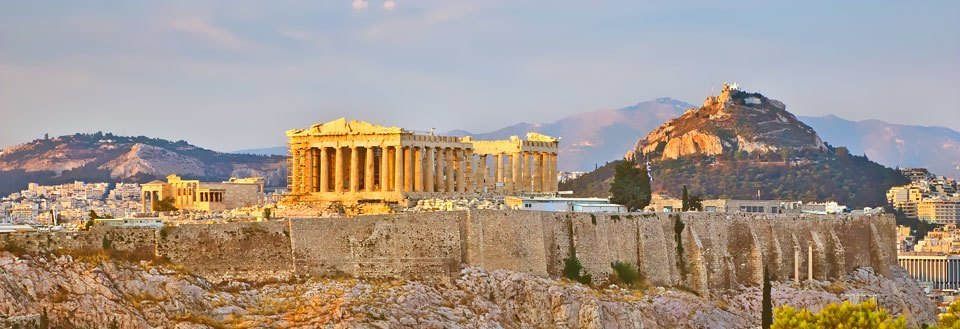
[283,118,559,208]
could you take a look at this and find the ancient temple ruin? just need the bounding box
[284,118,559,206]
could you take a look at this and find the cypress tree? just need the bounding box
[762,266,773,329]
[681,185,690,211]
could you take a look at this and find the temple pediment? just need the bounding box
[287,118,404,137]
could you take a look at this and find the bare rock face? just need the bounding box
[0,252,936,328]
[629,83,825,160]
[100,143,206,178]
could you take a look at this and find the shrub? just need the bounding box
[562,251,592,285]
[102,236,112,250]
[1,240,28,256]
[610,261,644,288]
[772,299,905,329]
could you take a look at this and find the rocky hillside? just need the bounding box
[562,85,909,208]
[630,83,824,160]
[0,132,287,195]
[448,98,691,171]
[0,252,936,328]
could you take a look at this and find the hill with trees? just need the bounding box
[561,84,908,208]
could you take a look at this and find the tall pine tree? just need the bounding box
[609,159,652,212]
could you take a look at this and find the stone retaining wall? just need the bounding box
[0,211,897,292]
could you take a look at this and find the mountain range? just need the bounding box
[0,132,287,196]
[449,100,960,178]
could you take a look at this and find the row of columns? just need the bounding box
[478,151,558,194]
[900,257,960,290]
[199,191,224,203]
[290,145,559,195]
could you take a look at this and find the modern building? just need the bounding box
[504,196,625,213]
[918,198,960,224]
[283,118,560,206]
[645,196,782,214]
[898,252,960,290]
[141,175,262,212]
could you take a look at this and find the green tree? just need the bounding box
[688,194,704,211]
[152,197,178,212]
[682,185,690,211]
[88,210,99,220]
[762,266,772,329]
[772,299,906,329]
[609,159,651,212]
[263,208,272,220]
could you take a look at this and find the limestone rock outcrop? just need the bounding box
[0,252,936,328]
[629,83,825,160]
[101,143,206,178]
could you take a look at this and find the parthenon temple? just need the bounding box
[284,118,559,206]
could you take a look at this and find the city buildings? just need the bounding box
[283,118,560,207]
[1,181,142,224]
[887,167,960,223]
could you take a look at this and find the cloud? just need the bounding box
[364,2,485,39]
[352,0,369,9]
[168,17,252,50]
[383,1,397,10]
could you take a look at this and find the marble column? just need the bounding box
[379,147,389,192]
[425,147,435,193]
[551,153,559,192]
[319,147,329,193]
[509,153,519,193]
[414,146,423,192]
[334,147,344,193]
[403,147,412,192]
[349,147,360,192]
[532,152,542,192]
[445,148,455,192]
[394,146,404,193]
[456,149,465,193]
[518,152,528,192]
[496,153,505,190]
[465,149,475,193]
[365,147,375,192]
[479,154,489,191]
[291,147,302,194]
[435,147,445,193]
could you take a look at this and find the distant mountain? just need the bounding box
[561,85,908,208]
[447,98,692,171]
[0,132,287,195]
[234,146,288,156]
[799,115,960,178]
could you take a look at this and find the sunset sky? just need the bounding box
[1,1,957,151]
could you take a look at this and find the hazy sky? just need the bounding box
[1,1,957,152]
